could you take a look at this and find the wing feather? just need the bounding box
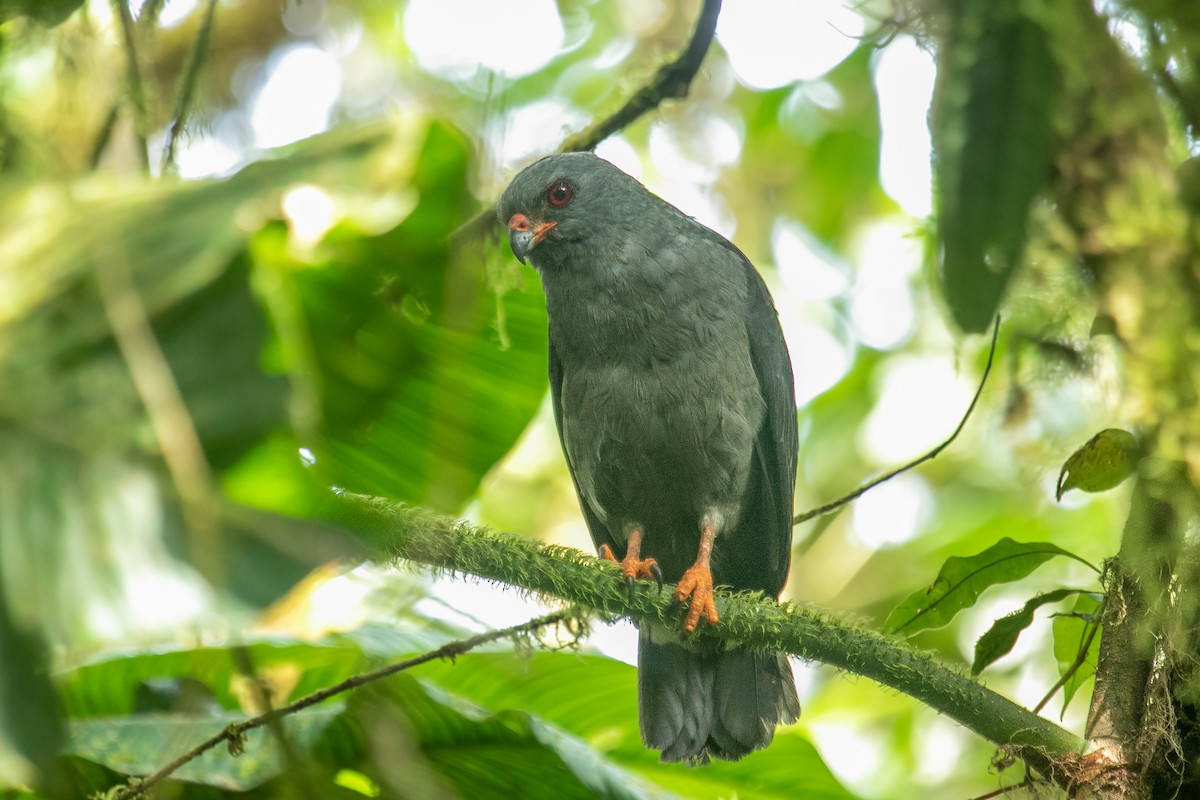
[701,234,797,596]
[549,340,619,555]
[741,259,799,591]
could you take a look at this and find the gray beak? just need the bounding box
[509,228,534,264]
[506,213,557,265]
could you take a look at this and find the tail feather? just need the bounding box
[638,626,714,762]
[709,650,801,760]
[638,626,800,764]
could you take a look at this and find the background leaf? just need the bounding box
[0,125,401,638]
[52,629,853,799]
[0,584,67,795]
[884,538,1093,636]
[67,705,345,791]
[415,651,860,800]
[0,0,81,25]
[934,0,1059,331]
[245,123,550,514]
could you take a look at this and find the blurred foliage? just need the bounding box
[0,0,1197,797]
[0,0,81,26]
[933,0,1059,332]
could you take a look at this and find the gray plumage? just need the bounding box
[498,152,800,763]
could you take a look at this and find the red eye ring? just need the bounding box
[547,180,573,207]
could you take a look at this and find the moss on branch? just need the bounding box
[328,492,1085,780]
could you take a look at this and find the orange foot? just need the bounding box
[599,544,664,599]
[675,564,719,632]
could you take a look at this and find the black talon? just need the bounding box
[649,562,664,592]
[625,574,637,603]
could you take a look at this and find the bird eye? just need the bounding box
[546,180,573,207]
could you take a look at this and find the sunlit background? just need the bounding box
[1,0,1134,797]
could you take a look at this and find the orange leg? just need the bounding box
[675,523,719,632]
[599,527,663,599]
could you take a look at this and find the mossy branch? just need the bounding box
[328,492,1086,782]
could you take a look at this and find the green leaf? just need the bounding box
[1052,592,1103,717]
[934,0,1059,331]
[971,588,1084,675]
[67,704,345,791]
[0,124,391,458]
[153,254,290,470]
[57,637,372,718]
[884,537,1094,636]
[0,585,67,794]
[62,642,678,798]
[1056,428,1140,501]
[416,652,861,800]
[369,676,667,800]
[250,122,550,513]
[0,126,404,627]
[55,625,858,799]
[0,0,81,25]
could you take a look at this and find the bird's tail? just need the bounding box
[638,625,800,764]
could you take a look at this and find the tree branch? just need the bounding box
[328,492,1086,782]
[456,0,723,241]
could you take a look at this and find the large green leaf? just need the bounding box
[53,630,694,799]
[0,0,81,25]
[0,118,550,627]
[0,583,67,794]
[366,676,667,800]
[416,651,860,800]
[0,123,390,458]
[0,125,404,634]
[934,0,1059,331]
[54,624,857,800]
[884,537,1093,636]
[67,705,345,791]
[248,122,550,512]
[58,638,372,718]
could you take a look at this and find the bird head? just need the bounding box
[496,152,639,269]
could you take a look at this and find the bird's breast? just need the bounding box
[558,340,765,532]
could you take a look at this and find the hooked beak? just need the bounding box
[507,213,557,264]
